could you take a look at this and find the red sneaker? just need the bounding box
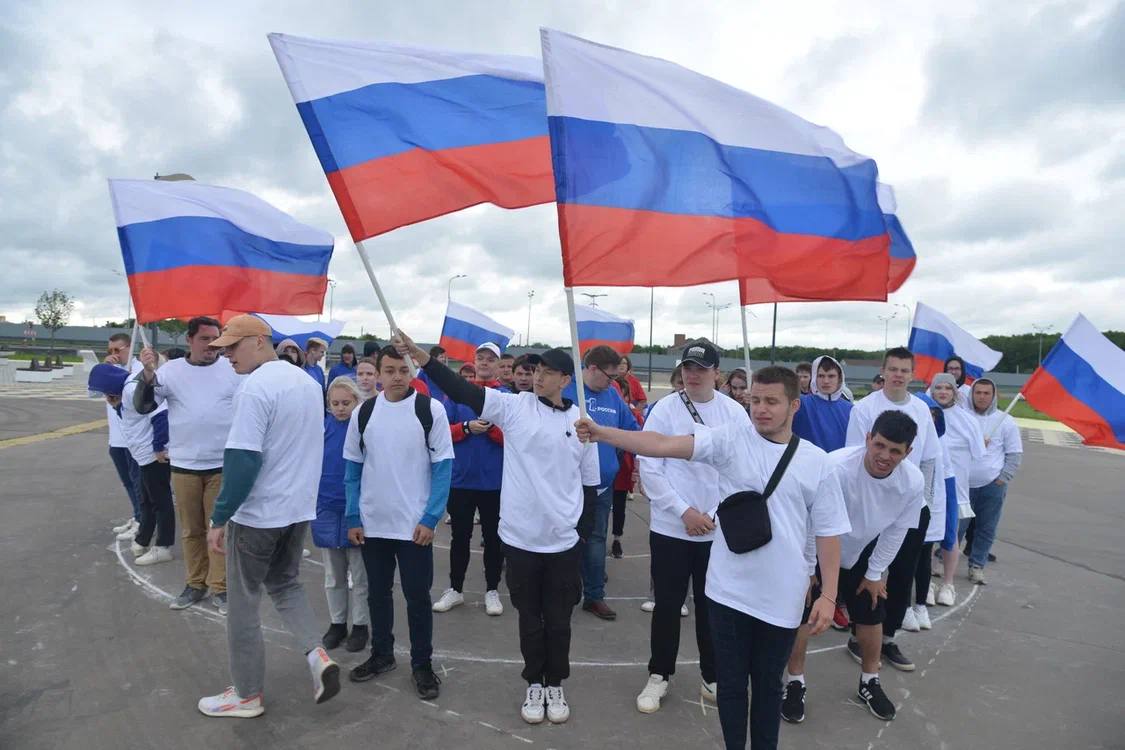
[831,604,850,632]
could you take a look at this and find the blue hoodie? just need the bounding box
[563,379,639,490]
[792,355,852,452]
[446,379,506,491]
[312,414,351,548]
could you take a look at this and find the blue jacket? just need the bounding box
[447,380,506,491]
[304,364,326,392]
[563,380,639,490]
[417,370,450,410]
[312,414,352,548]
[327,362,356,383]
[793,394,852,452]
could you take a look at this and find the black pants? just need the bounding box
[709,601,797,750]
[915,541,934,605]
[448,487,503,591]
[136,460,174,547]
[504,543,582,686]
[612,489,628,537]
[649,532,715,682]
[361,537,434,669]
[884,505,929,637]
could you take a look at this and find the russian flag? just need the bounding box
[541,29,890,295]
[108,179,334,324]
[1023,315,1125,450]
[576,304,634,355]
[908,302,1002,384]
[268,33,555,241]
[220,311,346,349]
[439,301,515,363]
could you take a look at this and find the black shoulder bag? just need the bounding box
[716,435,800,554]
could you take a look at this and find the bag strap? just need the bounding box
[358,390,433,454]
[762,435,800,500]
[678,390,704,425]
[357,396,377,454]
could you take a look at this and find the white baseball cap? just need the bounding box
[475,342,502,358]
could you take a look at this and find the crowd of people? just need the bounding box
[87,317,1023,749]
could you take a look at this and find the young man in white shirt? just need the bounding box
[634,342,750,714]
[845,347,939,672]
[392,332,600,726]
[134,316,244,613]
[782,410,925,724]
[343,346,454,700]
[197,315,339,719]
[577,366,850,750]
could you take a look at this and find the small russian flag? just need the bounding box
[908,302,1002,384]
[576,304,634,355]
[439,301,514,363]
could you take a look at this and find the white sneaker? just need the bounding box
[901,606,920,632]
[135,546,173,566]
[701,680,717,704]
[432,588,465,613]
[968,565,986,585]
[484,590,504,616]
[113,518,137,535]
[198,686,264,718]
[913,604,932,630]
[640,600,655,613]
[301,548,311,558]
[636,674,669,713]
[521,685,546,724]
[680,604,689,617]
[545,686,570,723]
[936,583,956,606]
[307,646,340,704]
[926,582,936,606]
[130,540,148,557]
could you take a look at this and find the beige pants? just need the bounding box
[173,471,225,593]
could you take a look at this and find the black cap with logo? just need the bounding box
[525,347,575,377]
[681,342,720,369]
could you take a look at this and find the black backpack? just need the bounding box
[356,390,434,454]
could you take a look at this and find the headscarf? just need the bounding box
[927,372,961,408]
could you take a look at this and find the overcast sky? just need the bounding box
[3,0,1123,351]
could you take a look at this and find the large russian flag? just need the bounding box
[541,29,890,294]
[439,301,514,363]
[268,33,554,241]
[108,179,334,324]
[908,302,1002,384]
[576,304,634,355]
[1023,315,1125,450]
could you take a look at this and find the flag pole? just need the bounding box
[769,303,778,364]
[354,239,416,376]
[647,288,654,390]
[985,391,1024,441]
[564,287,589,419]
[740,305,752,376]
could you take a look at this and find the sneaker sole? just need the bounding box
[885,659,915,672]
[485,609,504,617]
[316,663,341,704]
[350,662,397,682]
[199,705,265,719]
[521,713,545,725]
[432,601,464,613]
[547,710,570,724]
[858,693,895,721]
[780,711,805,724]
[169,599,204,610]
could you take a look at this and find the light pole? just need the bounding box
[111,269,132,324]
[702,292,717,342]
[447,273,467,301]
[878,312,898,351]
[581,292,607,308]
[1032,324,1053,366]
[327,278,338,320]
[526,290,535,346]
[893,303,911,343]
[713,302,732,349]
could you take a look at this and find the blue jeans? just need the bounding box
[968,481,1007,568]
[581,488,613,602]
[361,537,434,669]
[108,446,141,520]
[709,601,797,750]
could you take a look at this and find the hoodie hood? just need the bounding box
[970,377,999,415]
[810,355,851,401]
[915,392,947,437]
[927,372,962,409]
[275,338,306,366]
[88,363,129,396]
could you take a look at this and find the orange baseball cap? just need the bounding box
[209,314,273,347]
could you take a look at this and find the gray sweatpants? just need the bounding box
[323,546,369,626]
[227,521,321,698]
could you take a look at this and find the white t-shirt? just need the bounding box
[692,425,850,629]
[479,389,600,553]
[639,390,751,542]
[343,392,455,541]
[939,405,985,514]
[827,445,925,580]
[118,378,167,467]
[224,360,324,529]
[107,359,145,447]
[846,389,941,469]
[968,409,1023,488]
[152,356,243,470]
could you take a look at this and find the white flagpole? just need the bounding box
[985,391,1023,441]
[354,239,416,376]
[740,305,752,376]
[125,321,140,368]
[136,321,152,351]
[564,287,588,419]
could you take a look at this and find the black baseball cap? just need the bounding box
[525,347,575,377]
[681,342,720,369]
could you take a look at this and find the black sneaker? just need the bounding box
[413,665,442,700]
[881,642,915,672]
[610,539,623,559]
[987,552,997,563]
[169,585,207,610]
[344,624,369,653]
[780,680,806,723]
[349,653,397,682]
[857,677,896,720]
[846,637,864,665]
[322,623,348,650]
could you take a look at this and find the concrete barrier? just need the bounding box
[15,369,54,383]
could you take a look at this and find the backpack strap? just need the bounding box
[357,396,377,454]
[762,435,800,500]
[414,392,434,452]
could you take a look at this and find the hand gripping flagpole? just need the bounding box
[353,239,416,376]
[564,287,589,419]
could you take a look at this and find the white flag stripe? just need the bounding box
[446,300,515,339]
[574,304,633,325]
[254,314,345,341]
[1060,315,1125,395]
[913,302,1003,370]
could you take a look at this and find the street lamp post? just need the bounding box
[526,290,535,346]
[713,302,732,350]
[1032,324,1053,366]
[702,292,717,342]
[580,292,607,308]
[447,273,467,301]
[893,303,912,343]
[111,269,132,324]
[878,312,898,351]
[327,279,338,320]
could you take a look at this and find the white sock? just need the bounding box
[306,647,323,670]
[529,682,543,689]
[783,671,805,686]
[882,635,894,645]
[861,672,879,683]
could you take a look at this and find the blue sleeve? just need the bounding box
[420,459,453,529]
[150,410,169,453]
[211,449,263,526]
[792,398,811,440]
[344,459,363,530]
